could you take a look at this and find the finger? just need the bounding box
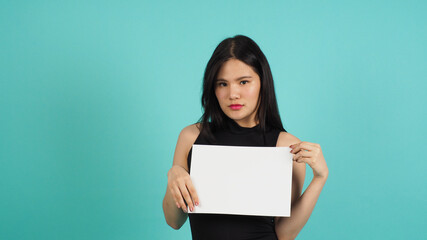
[291,142,317,153]
[185,185,196,211]
[291,142,314,152]
[293,148,314,160]
[179,183,194,212]
[293,150,314,161]
[186,181,199,206]
[170,188,181,208]
[302,141,320,149]
[296,156,311,164]
[173,186,187,213]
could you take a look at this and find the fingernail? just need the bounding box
[190,207,193,212]
[195,202,199,206]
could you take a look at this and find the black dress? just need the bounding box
[187,117,282,240]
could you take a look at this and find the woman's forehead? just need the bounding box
[217,59,259,80]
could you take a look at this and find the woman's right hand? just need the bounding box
[167,165,199,213]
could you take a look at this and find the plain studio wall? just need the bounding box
[1,1,426,239]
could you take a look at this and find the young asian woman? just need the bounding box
[162,35,329,240]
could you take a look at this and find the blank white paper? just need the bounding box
[189,144,293,217]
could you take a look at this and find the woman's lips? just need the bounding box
[229,104,243,110]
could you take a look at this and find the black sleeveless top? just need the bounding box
[187,117,282,240]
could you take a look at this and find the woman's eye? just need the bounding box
[240,80,249,85]
[218,82,227,87]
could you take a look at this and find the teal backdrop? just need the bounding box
[1,1,426,239]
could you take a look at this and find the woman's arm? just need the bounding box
[275,133,329,240]
[162,124,200,229]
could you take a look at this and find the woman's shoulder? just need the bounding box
[173,123,202,171]
[178,123,201,143]
[276,131,301,147]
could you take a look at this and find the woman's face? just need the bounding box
[215,58,261,128]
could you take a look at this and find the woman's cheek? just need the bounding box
[248,87,259,98]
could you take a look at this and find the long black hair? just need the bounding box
[198,35,286,142]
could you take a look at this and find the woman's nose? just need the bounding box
[229,85,240,100]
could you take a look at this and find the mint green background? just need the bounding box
[1,1,426,239]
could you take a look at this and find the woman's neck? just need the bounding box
[232,118,259,128]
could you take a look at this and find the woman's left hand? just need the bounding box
[290,142,329,179]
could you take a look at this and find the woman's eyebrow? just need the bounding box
[217,76,252,81]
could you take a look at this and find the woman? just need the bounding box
[162,35,329,240]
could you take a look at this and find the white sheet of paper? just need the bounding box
[189,144,293,217]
